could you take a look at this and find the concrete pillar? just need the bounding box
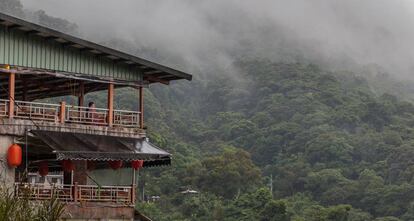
[107,83,114,127]
[0,135,15,187]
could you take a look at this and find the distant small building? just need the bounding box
[181,189,199,194]
[146,195,161,202]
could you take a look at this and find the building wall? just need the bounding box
[61,203,135,221]
[0,26,143,82]
[0,135,15,187]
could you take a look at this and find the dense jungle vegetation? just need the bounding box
[131,61,414,221]
[4,1,414,220]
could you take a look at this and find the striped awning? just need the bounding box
[31,130,171,167]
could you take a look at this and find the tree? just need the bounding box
[260,200,289,221]
[195,147,261,199]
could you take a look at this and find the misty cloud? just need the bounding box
[19,0,414,79]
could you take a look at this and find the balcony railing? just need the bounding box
[15,183,135,205]
[15,100,60,122]
[0,99,141,128]
[66,105,109,126]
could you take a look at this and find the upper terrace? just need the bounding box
[0,12,191,137]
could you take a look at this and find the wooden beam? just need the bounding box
[139,86,144,129]
[144,75,169,85]
[22,83,102,101]
[19,82,108,101]
[8,72,15,119]
[107,83,114,127]
[144,70,163,75]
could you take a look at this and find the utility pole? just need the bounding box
[142,183,145,202]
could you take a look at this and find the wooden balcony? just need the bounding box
[15,182,136,206]
[0,99,141,128]
[0,99,145,138]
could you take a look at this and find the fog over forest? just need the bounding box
[20,0,414,79]
[6,1,414,220]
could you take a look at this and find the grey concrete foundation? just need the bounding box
[0,135,15,187]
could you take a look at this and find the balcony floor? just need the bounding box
[0,118,145,138]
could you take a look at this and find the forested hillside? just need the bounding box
[106,60,414,221]
[4,1,414,220]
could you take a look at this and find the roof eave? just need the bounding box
[0,12,193,82]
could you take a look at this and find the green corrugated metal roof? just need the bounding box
[0,12,192,84]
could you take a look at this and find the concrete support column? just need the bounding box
[107,83,114,127]
[0,135,15,187]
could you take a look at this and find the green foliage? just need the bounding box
[0,188,64,221]
[6,1,414,219]
[134,60,414,220]
[194,147,262,199]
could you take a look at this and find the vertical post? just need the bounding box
[8,73,15,119]
[107,83,114,127]
[78,82,85,121]
[132,168,136,185]
[139,86,144,129]
[73,182,78,202]
[131,184,136,204]
[132,168,136,203]
[59,101,66,124]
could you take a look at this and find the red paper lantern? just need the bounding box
[7,144,22,167]
[131,160,144,170]
[39,161,49,177]
[108,160,123,170]
[61,160,75,172]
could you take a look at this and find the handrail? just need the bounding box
[13,100,60,107]
[14,100,60,122]
[0,99,142,128]
[0,99,8,117]
[15,183,135,205]
[65,105,109,126]
[15,183,73,201]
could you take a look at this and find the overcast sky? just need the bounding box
[19,0,414,79]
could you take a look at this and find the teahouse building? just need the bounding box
[0,12,192,220]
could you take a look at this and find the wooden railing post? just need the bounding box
[73,182,78,202]
[8,72,15,119]
[107,83,114,127]
[131,184,136,204]
[59,101,66,124]
[139,86,144,129]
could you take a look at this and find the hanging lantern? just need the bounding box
[131,160,144,170]
[7,144,22,167]
[61,160,75,173]
[38,161,49,177]
[87,161,96,171]
[108,160,123,170]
